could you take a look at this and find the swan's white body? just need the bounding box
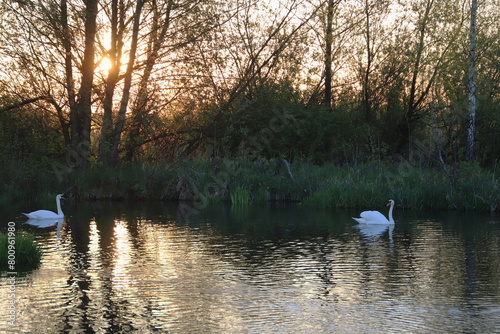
[23,194,64,219]
[353,200,395,225]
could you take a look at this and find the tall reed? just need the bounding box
[230,186,251,205]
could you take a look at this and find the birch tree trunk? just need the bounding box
[466,0,477,161]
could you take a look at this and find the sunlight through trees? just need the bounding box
[0,0,498,166]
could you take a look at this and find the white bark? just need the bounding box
[466,0,477,161]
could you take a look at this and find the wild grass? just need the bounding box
[0,232,42,271]
[302,162,498,211]
[230,186,251,205]
[1,157,498,212]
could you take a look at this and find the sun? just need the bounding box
[97,56,113,73]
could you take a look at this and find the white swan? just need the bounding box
[23,194,65,219]
[352,199,395,225]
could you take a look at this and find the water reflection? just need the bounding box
[1,203,499,333]
[24,217,64,229]
[356,222,394,239]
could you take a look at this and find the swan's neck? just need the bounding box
[56,197,63,216]
[388,203,394,224]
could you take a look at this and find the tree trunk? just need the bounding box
[71,0,98,166]
[99,0,122,163]
[60,0,77,116]
[61,0,79,160]
[108,0,145,163]
[124,0,174,161]
[324,0,334,111]
[466,0,477,161]
[362,0,373,122]
[406,0,433,138]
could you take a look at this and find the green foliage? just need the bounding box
[0,104,65,208]
[73,162,177,200]
[213,83,364,164]
[0,232,42,270]
[475,94,500,165]
[230,186,250,205]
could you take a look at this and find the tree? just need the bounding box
[324,0,337,110]
[0,0,221,164]
[98,0,145,164]
[0,0,498,166]
[358,0,389,122]
[179,0,322,155]
[70,0,98,165]
[395,0,466,151]
[0,0,98,166]
[122,0,220,161]
[466,0,477,161]
[122,0,175,161]
[96,0,221,163]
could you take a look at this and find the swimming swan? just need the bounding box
[23,194,64,219]
[352,200,395,225]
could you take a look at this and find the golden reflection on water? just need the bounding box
[0,205,499,333]
[111,219,134,297]
[88,220,101,265]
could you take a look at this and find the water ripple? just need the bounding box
[1,205,499,333]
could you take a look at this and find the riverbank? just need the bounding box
[2,159,499,212]
[60,160,500,212]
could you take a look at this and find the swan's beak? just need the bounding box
[386,202,391,206]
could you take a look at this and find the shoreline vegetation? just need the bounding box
[0,232,42,270]
[4,158,498,213]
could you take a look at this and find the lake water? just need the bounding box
[1,202,500,333]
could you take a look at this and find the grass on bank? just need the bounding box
[0,232,42,271]
[71,159,499,211]
[2,158,499,212]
